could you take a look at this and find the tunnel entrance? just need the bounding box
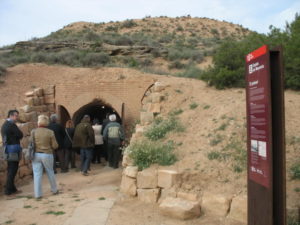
[72,99,122,126]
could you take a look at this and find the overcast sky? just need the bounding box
[0,0,299,47]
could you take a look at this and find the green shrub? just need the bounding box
[168,60,185,69]
[169,109,183,116]
[189,102,198,109]
[144,116,184,141]
[121,19,137,28]
[0,64,7,76]
[82,52,110,66]
[128,140,177,170]
[208,151,221,160]
[290,162,300,179]
[177,65,202,79]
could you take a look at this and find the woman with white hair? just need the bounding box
[30,115,59,199]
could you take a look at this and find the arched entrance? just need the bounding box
[72,99,122,126]
[57,105,71,128]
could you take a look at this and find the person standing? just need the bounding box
[92,119,103,164]
[48,114,66,173]
[101,113,110,163]
[1,110,23,196]
[103,114,124,169]
[64,120,76,170]
[73,115,95,176]
[30,115,59,199]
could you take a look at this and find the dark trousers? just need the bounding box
[65,148,76,169]
[102,141,108,161]
[5,161,19,195]
[107,143,120,168]
[53,148,65,171]
[80,148,93,173]
[92,145,102,163]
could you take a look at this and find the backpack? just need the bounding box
[23,129,36,161]
[108,126,120,139]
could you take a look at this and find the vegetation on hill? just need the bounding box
[200,13,300,90]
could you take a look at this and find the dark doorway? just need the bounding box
[58,105,71,128]
[72,99,122,126]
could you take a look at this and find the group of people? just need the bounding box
[1,109,124,199]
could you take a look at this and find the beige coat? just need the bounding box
[30,127,58,154]
[92,125,103,145]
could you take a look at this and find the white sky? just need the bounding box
[0,0,299,47]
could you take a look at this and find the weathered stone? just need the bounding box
[25,91,34,97]
[137,166,157,189]
[159,197,201,220]
[44,95,55,104]
[32,97,42,106]
[21,105,34,113]
[158,169,180,189]
[47,103,56,112]
[24,97,34,107]
[33,88,43,97]
[140,112,154,125]
[19,165,32,178]
[177,192,199,202]
[227,195,247,223]
[38,97,45,105]
[154,82,166,92]
[122,152,134,167]
[151,93,163,103]
[201,192,232,217]
[135,124,145,134]
[137,188,160,203]
[44,85,55,95]
[159,187,177,202]
[32,105,48,112]
[120,175,137,196]
[20,137,30,149]
[148,103,161,113]
[123,166,138,178]
[24,111,38,123]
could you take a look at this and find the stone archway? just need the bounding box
[57,105,71,128]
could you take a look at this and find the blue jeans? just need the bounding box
[32,153,57,198]
[80,148,93,173]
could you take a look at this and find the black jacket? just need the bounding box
[48,122,65,149]
[64,127,74,149]
[1,120,23,145]
[101,118,110,135]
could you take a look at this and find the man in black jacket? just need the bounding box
[48,114,66,173]
[1,110,23,196]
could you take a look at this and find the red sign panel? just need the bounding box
[246,45,272,188]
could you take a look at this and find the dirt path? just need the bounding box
[0,164,122,225]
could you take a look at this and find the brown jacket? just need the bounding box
[73,120,95,149]
[30,127,58,154]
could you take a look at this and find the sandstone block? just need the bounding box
[177,192,199,202]
[24,97,34,107]
[137,188,160,203]
[122,153,134,167]
[123,166,138,178]
[32,105,48,112]
[160,187,177,202]
[120,175,137,196]
[159,197,201,220]
[21,105,34,113]
[137,166,157,189]
[44,95,55,104]
[44,85,55,95]
[148,103,161,113]
[47,103,56,112]
[201,192,232,217]
[151,93,163,103]
[227,195,247,223]
[135,124,145,134]
[25,91,34,97]
[140,112,154,125]
[20,137,30,149]
[154,82,166,92]
[39,97,45,105]
[19,165,32,178]
[25,111,38,123]
[33,88,43,97]
[158,169,180,189]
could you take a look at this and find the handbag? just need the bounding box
[2,135,22,162]
[24,130,36,161]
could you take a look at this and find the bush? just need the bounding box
[121,19,137,28]
[0,64,7,76]
[168,60,185,69]
[82,52,110,66]
[144,116,184,141]
[128,140,177,170]
[177,65,202,79]
[290,162,300,179]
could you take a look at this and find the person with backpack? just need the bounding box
[73,115,95,176]
[103,114,124,169]
[1,110,23,197]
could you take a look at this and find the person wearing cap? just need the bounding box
[73,115,95,176]
[103,114,124,169]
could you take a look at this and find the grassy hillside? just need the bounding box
[0,16,250,78]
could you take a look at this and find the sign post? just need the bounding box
[245,45,286,225]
